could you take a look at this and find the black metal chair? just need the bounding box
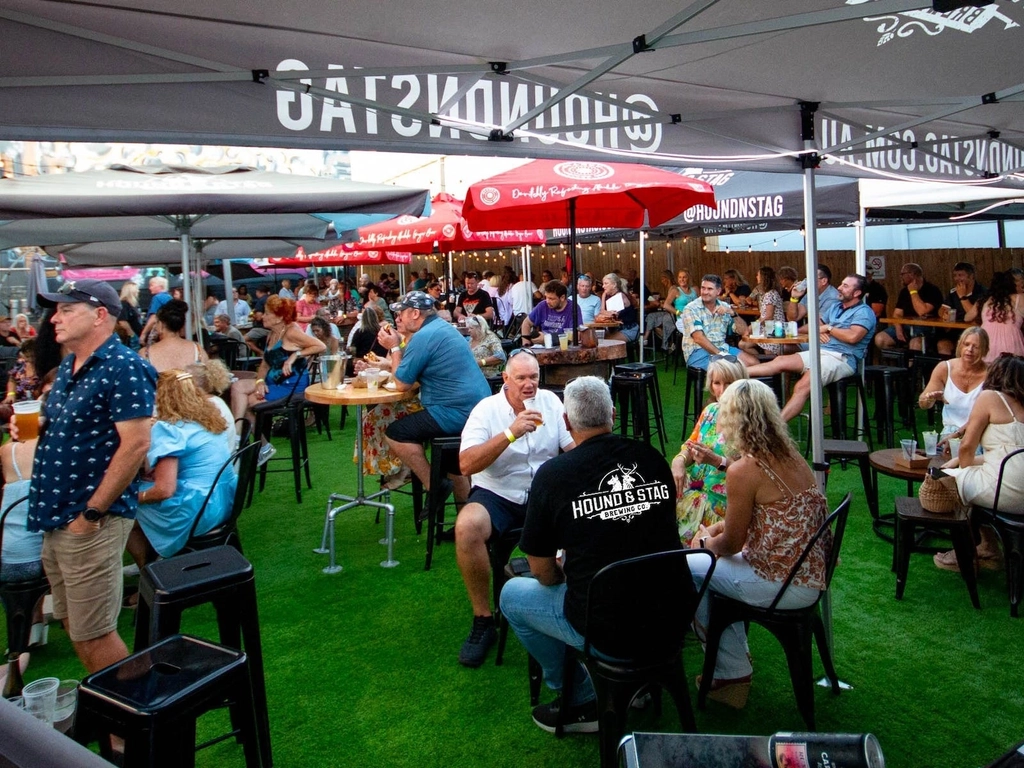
[697,493,851,730]
[252,361,313,504]
[0,494,48,697]
[558,548,714,768]
[182,441,261,555]
[970,446,1024,617]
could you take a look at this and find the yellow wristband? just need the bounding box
[909,290,918,295]
[255,378,265,385]
[504,428,516,443]
[790,297,799,303]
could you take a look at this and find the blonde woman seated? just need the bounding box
[465,315,507,376]
[936,353,1024,572]
[127,370,236,571]
[185,359,238,454]
[918,327,988,445]
[689,379,831,708]
[671,356,748,543]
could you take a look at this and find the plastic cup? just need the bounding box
[948,438,961,459]
[595,329,606,341]
[901,439,917,460]
[558,333,569,351]
[523,397,543,426]
[22,677,59,725]
[53,679,78,732]
[12,399,41,441]
[750,321,761,337]
[922,431,939,456]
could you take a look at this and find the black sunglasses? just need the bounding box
[508,348,537,360]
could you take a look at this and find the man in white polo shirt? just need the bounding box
[454,349,575,667]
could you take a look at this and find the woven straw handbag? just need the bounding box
[918,473,964,515]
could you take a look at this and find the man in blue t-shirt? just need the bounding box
[746,273,876,422]
[520,280,583,343]
[378,291,491,503]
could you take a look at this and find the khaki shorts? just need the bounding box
[798,350,855,385]
[41,516,133,643]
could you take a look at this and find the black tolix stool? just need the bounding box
[76,634,262,768]
[134,546,271,767]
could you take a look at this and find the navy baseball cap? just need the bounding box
[38,279,122,318]
[390,290,435,313]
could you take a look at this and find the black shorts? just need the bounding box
[385,408,454,444]
[468,487,527,538]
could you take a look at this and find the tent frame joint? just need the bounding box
[251,69,269,84]
[982,92,999,105]
[488,128,515,142]
[489,61,508,75]
[632,34,651,53]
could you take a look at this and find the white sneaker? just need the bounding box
[258,443,277,466]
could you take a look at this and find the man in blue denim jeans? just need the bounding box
[500,376,680,733]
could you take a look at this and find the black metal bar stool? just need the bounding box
[134,546,272,768]
[76,634,262,768]
[863,365,913,448]
[825,363,869,441]
[252,396,311,504]
[681,365,706,440]
[610,372,663,451]
[424,435,464,571]
[613,362,667,453]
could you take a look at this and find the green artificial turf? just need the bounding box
[8,365,1023,768]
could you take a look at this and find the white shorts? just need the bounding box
[798,350,855,385]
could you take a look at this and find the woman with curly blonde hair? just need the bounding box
[687,379,831,709]
[126,370,236,572]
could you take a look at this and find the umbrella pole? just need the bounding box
[639,230,646,364]
[569,198,578,347]
[224,258,235,329]
[180,234,192,341]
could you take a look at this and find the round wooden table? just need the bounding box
[528,339,627,385]
[304,382,419,572]
[869,447,949,551]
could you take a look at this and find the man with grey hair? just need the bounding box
[378,290,491,501]
[500,376,681,734]
[453,349,575,667]
[575,275,602,324]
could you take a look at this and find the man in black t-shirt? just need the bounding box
[937,261,986,356]
[453,271,495,323]
[864,269,888,319]
[500,376,681,734]
[874,262,944,353]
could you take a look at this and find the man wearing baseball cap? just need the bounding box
[27,279,156,674]
[377,290,491,509]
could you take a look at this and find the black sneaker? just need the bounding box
[531,696,599,734]
[458,615,496,668]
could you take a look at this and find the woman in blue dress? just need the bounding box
[128,370,236,568]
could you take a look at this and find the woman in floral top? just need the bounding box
[465,315,507,377]
[671,356,748,543]
[740,266,786,358]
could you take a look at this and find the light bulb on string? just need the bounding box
[773,239,778,247]
[725,246,730,254]
[620,238,626,244]
[748,245,752,253]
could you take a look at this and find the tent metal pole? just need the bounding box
[800,156,825,492]
[639,230,646,364]
[855,206,867,275]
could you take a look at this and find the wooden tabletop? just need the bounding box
[585,321,623,329]
[869,448,946,482]
[735,307,761,318]
[745,335,809,345]
[879,317,974,330]
[304,381,418,407]
[529,339,627,364]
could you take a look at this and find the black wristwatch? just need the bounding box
[83,506,105,522]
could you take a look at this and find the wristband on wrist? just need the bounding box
[790,297,799,303]
[909,290,919,295]
[255,378,265,385]
[504,428,516,443]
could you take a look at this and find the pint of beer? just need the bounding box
[12,399,41,441]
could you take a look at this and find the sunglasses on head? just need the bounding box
[508,348,537,360]
[710,354,738,364]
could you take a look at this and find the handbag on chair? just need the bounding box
[918,468,964,515]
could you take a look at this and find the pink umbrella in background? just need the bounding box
[61,265,142,283]
[269,246,412,268]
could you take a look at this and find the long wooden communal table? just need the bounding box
[878,317,974,353]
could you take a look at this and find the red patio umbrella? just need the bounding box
[352,192,546,254]
[462,160,715,345]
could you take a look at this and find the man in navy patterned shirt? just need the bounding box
[28,279,156,674]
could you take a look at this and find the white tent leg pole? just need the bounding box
[639,230,646,364]
[855,206,867,275]
[180,234,192,341]
[224,259,235,326]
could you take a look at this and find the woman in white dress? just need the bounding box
[936,353,1024,571]
[918,327,989,440]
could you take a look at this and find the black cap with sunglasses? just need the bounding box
[38,279,122,318]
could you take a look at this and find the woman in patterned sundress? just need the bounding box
[687,379,832,709]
